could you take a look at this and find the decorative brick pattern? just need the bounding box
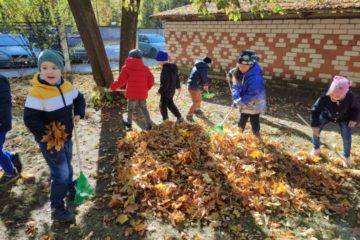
[164,19,360,86]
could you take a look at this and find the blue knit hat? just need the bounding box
[238,50,259,65]
[203,56,212,64]
[38,49,65,72]
[128,49,143,59]
[155,50,169,61]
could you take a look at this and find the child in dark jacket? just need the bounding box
[0,74,22,186]
[310,76,360,167]
[110,49,154,130]
[186,56,212,122]
[155,50,183,123]
[230,50,266,136]
[24,49,86,222]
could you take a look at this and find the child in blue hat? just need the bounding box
[155,50,184,123]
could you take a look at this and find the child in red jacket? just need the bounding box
[110,49,154,130]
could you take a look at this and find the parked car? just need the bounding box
[0,34,39,68]
[138,34,165,58]
[69,45,120,63]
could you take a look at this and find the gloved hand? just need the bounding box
[232,98,241,107]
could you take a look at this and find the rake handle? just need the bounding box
[296,113,346,161]
[225,71,232,96]
[220,107,234,126]
[297,113,311,128]
[73,123,83,172]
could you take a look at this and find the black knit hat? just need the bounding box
[203,56,212,64]
[238,50,259,65]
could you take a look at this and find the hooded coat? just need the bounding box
[110,57,154,99]
[231,63,266,114]
[158,63,180,98]
[0,74,12,133]
[311,91,360,127]
[187,60,209,90]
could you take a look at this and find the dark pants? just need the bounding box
[312,115,352,158]
[39,140,76,209]
[238,113,260,134]
[160,96,182,120]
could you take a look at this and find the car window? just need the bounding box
[148,35,164,43]
[0,35,29,46]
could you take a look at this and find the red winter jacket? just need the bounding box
[110,57,154,99]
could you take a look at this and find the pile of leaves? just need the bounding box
[109,121,358,237]
[41,121,68,151]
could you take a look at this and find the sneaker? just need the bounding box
[194,109,204,115]
[51,208,75,222]
[0,171,20,187]
[310,149,321,156]
[176,117,184,124]
[12,153,22,173]
[186,114,194,122]
[122,119,132,130]
[344,157,352,168]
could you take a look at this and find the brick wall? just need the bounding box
[164,18,360,87]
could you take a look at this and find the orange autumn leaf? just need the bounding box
[133,223,146,232]
[168,210,185,223]
[41,121,68,151]
[255,181,266,195]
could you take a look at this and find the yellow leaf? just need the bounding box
[274,182,287,195]
[312,155,322,163]
[116,214,129,224]
[250,150,262,160]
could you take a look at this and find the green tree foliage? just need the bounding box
[91,0,122,26]
[0,0,74,50]
[192,0,284,21]
[138,0,191,28]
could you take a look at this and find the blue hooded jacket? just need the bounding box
[187,60,209,90]
[0,74,12,133]
[230,63,266,114]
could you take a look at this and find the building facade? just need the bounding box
[154,2,360,87]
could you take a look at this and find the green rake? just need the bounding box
[210,106,234,133]
[202,91,215,100]
[73,124,95,205]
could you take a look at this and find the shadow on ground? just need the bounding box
[0,177,48,238]
[49,106,132,239]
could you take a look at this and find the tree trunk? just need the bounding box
[58,24,71,72]
[50,0,71,71]
[67,0,113,87]
[119,0,141,68]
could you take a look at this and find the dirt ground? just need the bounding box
[0,70,359,240]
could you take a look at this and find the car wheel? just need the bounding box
[150,48,157,58]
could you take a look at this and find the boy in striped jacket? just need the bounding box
[24,49,86,222]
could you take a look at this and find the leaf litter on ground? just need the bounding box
[109,121,359,238]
